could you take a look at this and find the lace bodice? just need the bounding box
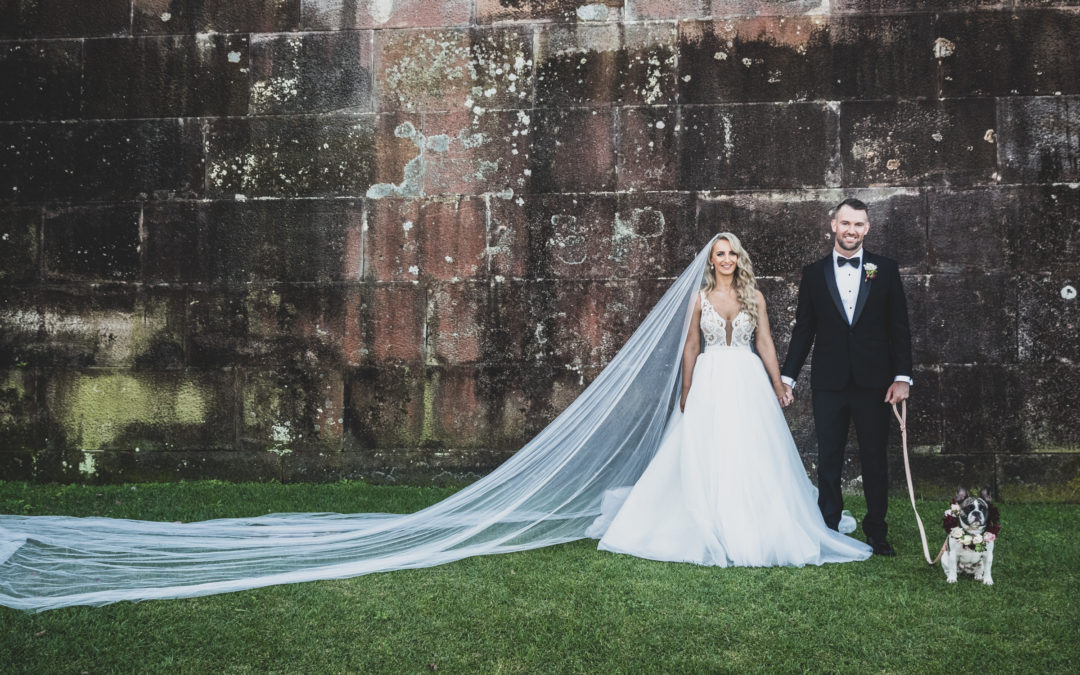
[700,291,753,350]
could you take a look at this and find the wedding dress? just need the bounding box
[0,237,865,612]
[592,293,871,567]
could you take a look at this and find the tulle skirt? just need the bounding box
[593,346,872,567]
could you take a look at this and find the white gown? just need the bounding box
[594,292,872,567]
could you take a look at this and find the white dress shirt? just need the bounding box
[781,248,912,389]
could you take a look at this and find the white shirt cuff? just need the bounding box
[780,376,796,389]
[894,375,913,386]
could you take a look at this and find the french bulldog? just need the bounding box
[941,487,998,586]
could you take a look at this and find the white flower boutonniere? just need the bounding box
[863,262,877,282]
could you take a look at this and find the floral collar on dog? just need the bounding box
[942,501,1001,552]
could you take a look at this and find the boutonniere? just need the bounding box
[863,262,877,282]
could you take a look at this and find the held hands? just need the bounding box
[777,384,794,408]
[885,381,910,405]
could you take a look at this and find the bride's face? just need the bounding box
[712,239,738,279]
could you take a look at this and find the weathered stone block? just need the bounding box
[0,120,204,203]
[614,191,700,277]
[374,26,533,114]
[240,367,344,453]
[0,41,82,120]
[0,287,185,369]
[429,284,485,365]
[418,110,532,197]
[940,365,1024,455]
[936,11,1080,98]
[1007,184,1080,272]
[1019,278,1080,364]
[186,286,349,368]
[0,369,42,455]
[998,95,1080,183]
[830,14,936,101]
[999,453,1080,502]
[907,273,1017,365]
[44,370,235,452]
[370,284,426,363]
[477,0,621,23]
[678,16,835,105]
[423,366,524,449]
[530,108,616,193]
[524,279,667,369]
[535,22,677,107]
[301,0,470,29]
[43,204,140,282]
[1020,363,1080,452]
[250,31,372,116]
[0,0,131,38]
[83,34,250,118]
[365,197,487,282]
[679,103,837,190]
[374,28,472,113]
[841,100,998,187]
[0,206,40,282]
[206,116,375,198]
[143,200,363,284]
[926,187,1011,273]
[344,365,425,450]
[616,107,681,191]
[629,0,829,19]
[133,0,300,34]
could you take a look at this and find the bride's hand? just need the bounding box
[775,384,793,408]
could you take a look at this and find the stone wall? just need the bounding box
[0,1,1077,500]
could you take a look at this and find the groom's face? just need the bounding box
[831,205,870,254]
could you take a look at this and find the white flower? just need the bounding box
[864,262,878,272]
[950,503,962,513]
[950,527,964,538]
[972,534,984,545]
[962,534,973,545]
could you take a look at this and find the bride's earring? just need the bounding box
[709,264,714,271]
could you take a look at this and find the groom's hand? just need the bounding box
[885,381,910,405]
[780,384,794,408]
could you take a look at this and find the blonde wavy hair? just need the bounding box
[702,232,760,327]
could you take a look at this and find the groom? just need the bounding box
[780,198,912,556]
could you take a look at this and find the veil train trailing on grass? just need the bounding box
[0,240,714,611]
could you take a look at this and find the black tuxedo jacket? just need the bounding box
[781,252,913,391]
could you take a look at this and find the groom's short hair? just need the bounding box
[833,198,869,215]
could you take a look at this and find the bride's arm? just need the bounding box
[680,294,702,412]
[754,290,791,407]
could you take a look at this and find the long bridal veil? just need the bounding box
[0,239,716,612]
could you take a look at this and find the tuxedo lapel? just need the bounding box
[851,252,874,326]
[822,257,848,324]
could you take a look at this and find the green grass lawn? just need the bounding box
[1,480,1076,673]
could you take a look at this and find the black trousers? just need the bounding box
[812,383,891,541]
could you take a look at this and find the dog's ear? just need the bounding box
[955,487,969,502]
[980,487,993,504]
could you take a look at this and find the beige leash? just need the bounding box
[892,401,947,565]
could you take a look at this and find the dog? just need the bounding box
[941,487,998,585]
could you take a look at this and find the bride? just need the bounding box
[0,234,866,612]
[593,234,870,566]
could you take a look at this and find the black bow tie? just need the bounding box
[837,256,861,268]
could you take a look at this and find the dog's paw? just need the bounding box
[983,577,994,586]
[946,574,958,583]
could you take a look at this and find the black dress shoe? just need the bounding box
[867,538,896,556]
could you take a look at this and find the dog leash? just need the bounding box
[892,400,947,565]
